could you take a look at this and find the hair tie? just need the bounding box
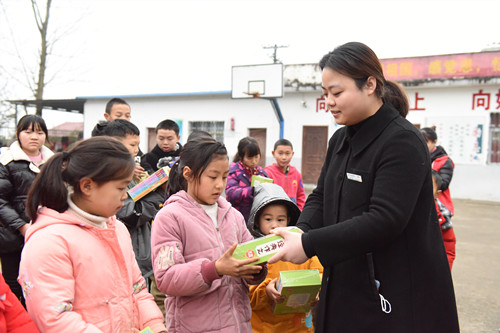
[62,151,70,161]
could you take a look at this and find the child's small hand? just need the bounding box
[134,163,148,181]
[215,243,262,279]
[309,294,320,307]
[265,278,285,304]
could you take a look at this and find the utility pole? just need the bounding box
[262,44,287,139]
[263,44,288,63]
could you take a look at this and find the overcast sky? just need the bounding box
[1,0,499,126]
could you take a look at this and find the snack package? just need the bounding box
[273,269,321,314]
[232,226,301,265]
[128,166,169,202]
[251,174,273,187]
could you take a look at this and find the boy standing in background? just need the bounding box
[91,98,132,137]
[141,119,182,174]
[103,120,165,282]
[265,139,306,210]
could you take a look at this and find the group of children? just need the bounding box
[4,99,320,332]
[2,99,455,332]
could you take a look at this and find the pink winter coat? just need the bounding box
[151,190,266,333]
[18,207,166,333]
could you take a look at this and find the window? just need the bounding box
[490,113,500,163]
[189,121,224,143]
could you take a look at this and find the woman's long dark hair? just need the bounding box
[27,136,135,221]
[319,42,409,118]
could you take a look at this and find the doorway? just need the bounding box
[302,126,328,184]
[249,128,267,167]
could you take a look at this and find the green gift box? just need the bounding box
[272,269,322,314]
[139,327,154,333]
[232,226,300,265]
[251,175,273,186]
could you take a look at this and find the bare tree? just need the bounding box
[31,0,52,115]
[0,75,16,144]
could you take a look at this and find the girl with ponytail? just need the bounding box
[19,136,166,333]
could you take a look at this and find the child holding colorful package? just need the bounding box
[19,137,166,333]
[265,139,306,210]
[432,170,456,270]
[226,136,268,222]
[247,183,323,333]
[151,137,267,333]
[104,119,165,281]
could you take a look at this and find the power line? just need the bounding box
[263,44,288,63]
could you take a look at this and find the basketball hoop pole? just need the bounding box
[231,63,284,139]
[270,98,284,139]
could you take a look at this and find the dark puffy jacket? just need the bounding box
[430,145,454,191]
[430,145,455,213]
[0,142,53,253]
[117,180,165,278]
[225,161,268,222]
[140,143,182,174]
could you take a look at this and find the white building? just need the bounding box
[20,50,500,202]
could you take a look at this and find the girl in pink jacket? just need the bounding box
[18,137,166,333]
[151,137,268,333]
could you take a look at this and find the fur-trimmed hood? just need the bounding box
[247,183,300,237]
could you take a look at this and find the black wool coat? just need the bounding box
[299,103,459,332]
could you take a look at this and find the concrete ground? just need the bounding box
[304,185,500,332]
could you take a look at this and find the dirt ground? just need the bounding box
[304,184,500,332]
[451,199,500,333]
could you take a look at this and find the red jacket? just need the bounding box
[435,200,456,270]
[0,273,39,333]
[264,164,306,210]
[431,147,455,214]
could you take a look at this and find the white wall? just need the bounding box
[452,164,500,202]
[81,82,500,202]
[82,90,335,169]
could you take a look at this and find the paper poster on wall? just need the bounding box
[428,117,485,165]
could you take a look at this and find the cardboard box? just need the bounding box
[273,269,321,314]
[128,166,169,202]
[232,226,300,265]
[251,175,273,187]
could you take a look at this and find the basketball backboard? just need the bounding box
[231,63,283,99]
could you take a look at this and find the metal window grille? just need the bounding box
[189,121,225,143]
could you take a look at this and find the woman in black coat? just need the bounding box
[0,115,53,306]
[269,42,459,332]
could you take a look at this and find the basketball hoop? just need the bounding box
[231,63,283,99]
[243,91,261,98]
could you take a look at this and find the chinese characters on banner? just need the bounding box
[315,89,500,113]
[380,52,500,81]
